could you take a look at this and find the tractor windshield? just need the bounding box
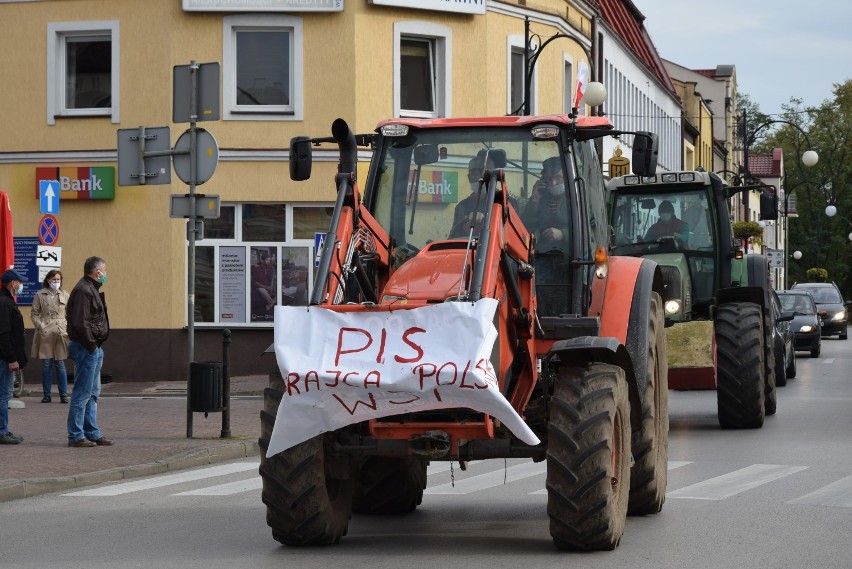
[370,127,563,254]
[611,189,714,253]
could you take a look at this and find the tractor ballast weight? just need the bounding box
[607,169,779,428]
[260,115,669,550]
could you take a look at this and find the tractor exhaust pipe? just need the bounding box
[332,118,357,178]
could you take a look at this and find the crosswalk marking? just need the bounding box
[63,461,259,497]
[426,460,545,494]
[788,475,852,507]
[175,476,262,496]
[667,464,808,500]
[427,461,482,476]
[528,460,696,495]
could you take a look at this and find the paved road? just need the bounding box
[2,339,851,569]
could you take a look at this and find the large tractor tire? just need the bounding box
[628,292,669,516]
[763,311,777,415]
[352,457,427,515]
[259,372,354,546]
[546,363,631,551]
[715,303,766,429]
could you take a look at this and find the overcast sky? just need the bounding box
[635,0,852,117]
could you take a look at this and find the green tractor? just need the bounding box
[606,170,780,428]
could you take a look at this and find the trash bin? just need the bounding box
[190,362,224,413]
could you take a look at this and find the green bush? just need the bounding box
[732,221,764,246]
[806,268,828,282]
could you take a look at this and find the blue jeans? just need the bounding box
[42,358,68,398]
[66,341,104,442]
[0,365,12,436]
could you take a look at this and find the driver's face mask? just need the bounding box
[660,213,673,222]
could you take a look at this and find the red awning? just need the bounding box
[0,191,14,271]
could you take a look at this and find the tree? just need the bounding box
[765,80,852,296]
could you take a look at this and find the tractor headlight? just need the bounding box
[799,325,816,333]
[664,300,682,315]
[831,310,846,321]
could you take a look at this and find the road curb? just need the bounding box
[0,440,259,503]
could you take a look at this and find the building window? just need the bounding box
[194,203,330,325]
[394,21,451,119]
[507,36,534,115]
[223,15,303,121]
[47,21,120,125]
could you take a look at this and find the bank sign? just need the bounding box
[409,171,459,204]
[35,167,116,200]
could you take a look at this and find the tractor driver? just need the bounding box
[450,154,519,238]
[645,200,690,247]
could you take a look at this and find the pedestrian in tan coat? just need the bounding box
[30,269,70,403]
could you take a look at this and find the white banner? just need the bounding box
[268,298,540,456]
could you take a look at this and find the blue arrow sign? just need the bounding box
[40,180,59,215]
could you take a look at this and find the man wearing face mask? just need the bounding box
[449,154,519,238]
[65,256,113,448]
[645,200,690,245]
[522,157,571,316]
[0,269,28,444]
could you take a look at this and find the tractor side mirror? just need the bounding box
[414,144,440,166]
[631,132,659,176]
[759,191,778,221]
[289,136,313,181]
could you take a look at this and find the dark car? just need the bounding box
[778,290,822,358]
[791,282,849,339]
[770,290,795,384]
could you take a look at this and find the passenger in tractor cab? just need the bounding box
[645,200,690,247]
[450,154,519,238]
[523,156,571,316]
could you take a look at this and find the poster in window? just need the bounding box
[250,246,278,322]
[281,247,309,306]
[219,246,246,322]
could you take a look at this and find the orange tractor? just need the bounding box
[259,115,668,550]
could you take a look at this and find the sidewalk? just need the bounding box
[0,375,267,503]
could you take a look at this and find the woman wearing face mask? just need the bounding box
[30,269,70,403]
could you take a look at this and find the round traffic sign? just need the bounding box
[39,214,60,246]
[173,128,219,185]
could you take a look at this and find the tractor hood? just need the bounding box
[382,243,468,303]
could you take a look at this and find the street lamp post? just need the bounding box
[521,16,606,117]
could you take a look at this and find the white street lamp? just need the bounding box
[584,81,607,107]
[802,150,819,167]
[826,204,837,217]
[793,250,803,260]
[848,232,852,242]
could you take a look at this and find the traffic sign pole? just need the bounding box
[186,61,200,438]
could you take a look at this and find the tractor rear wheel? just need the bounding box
[259,372,354,546]
[628,292,668,516]
[547,363,631,551]
[352,457,427,514]
[715,303,765,429]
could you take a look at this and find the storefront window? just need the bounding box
[242,203,286,242]
[293,206,333,239]
[194,203,323,326]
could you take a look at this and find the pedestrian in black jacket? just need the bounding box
[65,256,113,448]
[0,268,28,444]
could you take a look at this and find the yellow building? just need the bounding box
[0,0,601,380]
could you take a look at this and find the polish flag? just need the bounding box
[573,60,590,109]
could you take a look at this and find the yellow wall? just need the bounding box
[0,0,595,333]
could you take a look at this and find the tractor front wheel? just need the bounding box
[259,372,354,546]
[547,363,631,551]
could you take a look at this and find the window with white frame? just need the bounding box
[507,36,534,115]
[394,21,451,119]
[47,21,120,125]
[223,15,303,121]
[194,203,333,326]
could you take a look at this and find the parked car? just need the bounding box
[778,289,822,358]
[770,290,795,384]
[790,282,849,339]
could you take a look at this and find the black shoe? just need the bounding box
[0,433,22,445]
[60,396,69,404]
[41,396,52,403]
